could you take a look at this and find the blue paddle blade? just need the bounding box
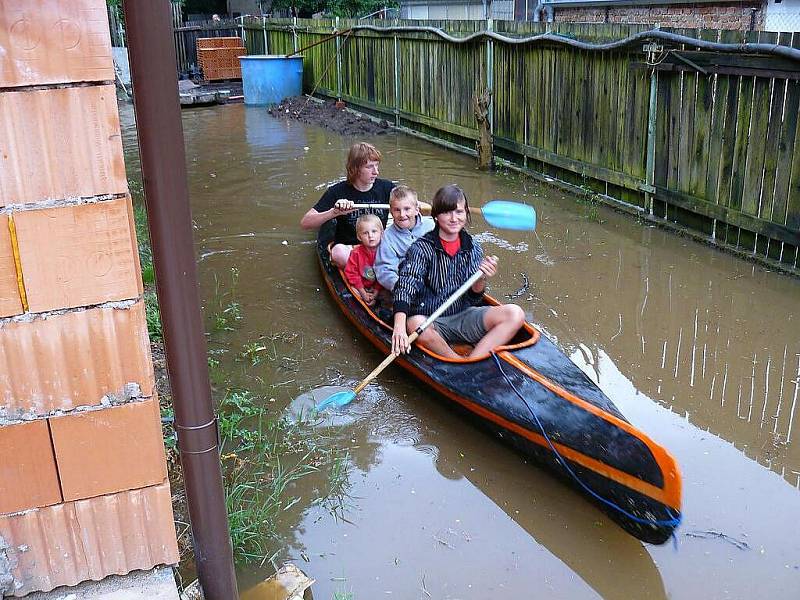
[315,390,357,411]
[481,200,537,231]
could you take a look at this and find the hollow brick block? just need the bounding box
[0,420,62,515]
[0,300,155,420]
[48,398,167,502]
[0,85,127,207]
[0,215,23,317]
[13,197,142,312]
[0,482,179,597]
[0,0,113,88]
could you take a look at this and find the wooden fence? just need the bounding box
[245,18,800,274]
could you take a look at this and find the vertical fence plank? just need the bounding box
[255,18,798,272]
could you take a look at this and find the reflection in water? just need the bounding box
[119,102,800,598]
[428,416,667,600]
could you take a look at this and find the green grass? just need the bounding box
[218,389,352,564]
[131,192,350,568]
[144,290,162,341]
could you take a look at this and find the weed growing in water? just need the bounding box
[240,342,268,366]
[210,268,244,331]
[576,183,606,224]
[218,389,352,564]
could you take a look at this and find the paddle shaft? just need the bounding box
[351,270,485,395]
[349,203,481,217]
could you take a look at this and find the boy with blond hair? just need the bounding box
[375,185,434,291]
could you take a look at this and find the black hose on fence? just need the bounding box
[274,23,800,63]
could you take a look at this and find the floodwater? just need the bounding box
[120,101,800,599]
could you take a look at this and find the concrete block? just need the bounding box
[49,399,167,501]
[0,215,24,317]
[13,197,142,313]
[21,567,179,600]
[0,300,155,420]
[0,420,62,515]
[0,0,114,88]
[0,85,127,207]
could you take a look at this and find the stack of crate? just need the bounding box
[197,37,246,81]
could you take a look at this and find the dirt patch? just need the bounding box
[268,95,392,136]
[151,340,194,583]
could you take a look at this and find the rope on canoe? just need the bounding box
[489,352,683,538]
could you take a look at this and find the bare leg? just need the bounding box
[407,315,461,359]
[331,244,353,269]
[469,304,526,357]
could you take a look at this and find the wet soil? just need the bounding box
[267,95,391,135]
[150,339,194,580]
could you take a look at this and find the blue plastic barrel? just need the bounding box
[239,55,304,106]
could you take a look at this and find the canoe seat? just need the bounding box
[450,343,474,357]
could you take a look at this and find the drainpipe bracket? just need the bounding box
[176,416,221,455]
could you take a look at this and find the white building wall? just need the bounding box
[401,1,514,20]
[765,0,800,32]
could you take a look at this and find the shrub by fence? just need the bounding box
[245,17,800,274]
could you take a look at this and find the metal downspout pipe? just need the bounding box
[122,2,239,599]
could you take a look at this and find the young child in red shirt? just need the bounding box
[344,214,384,306]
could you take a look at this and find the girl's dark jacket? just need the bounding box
[393,227,484,318]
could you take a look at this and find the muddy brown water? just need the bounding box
[120,101,800,599]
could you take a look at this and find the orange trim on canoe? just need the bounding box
[335,263,540,363]
[498,352,682,511]
[321,257,682,511]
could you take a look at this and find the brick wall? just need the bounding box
[553,2,766,30]
[0,1,178,596]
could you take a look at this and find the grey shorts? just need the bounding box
[432,306,489,345]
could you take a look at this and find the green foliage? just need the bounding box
[209,268,243,332]
[144,290,163,341]
[270,0,396,18]
[218,389,352,563]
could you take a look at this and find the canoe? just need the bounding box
[316,223,682,544]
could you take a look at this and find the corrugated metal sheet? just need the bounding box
[0,481,179,597]
[0,300,154,420]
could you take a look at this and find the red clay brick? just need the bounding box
[0,215,24,317]
[0,420,62,515]
[0,481,179,596]
[13,197,142,312]
[0,0,113,88]
[0,300,154,419]
[0,85,127,207]
[49,398,167,502]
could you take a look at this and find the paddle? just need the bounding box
[347,199,536,231]
[315,269,487,411]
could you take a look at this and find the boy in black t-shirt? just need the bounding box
[300,142,392,268]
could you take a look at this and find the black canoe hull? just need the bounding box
[317,225,682,544]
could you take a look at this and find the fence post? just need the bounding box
[263,16,268,54]
[335,17,342,100]
[394,33,400,126]
[240,16,247,48]
[645,65,658,216]
[486,18,494,137]
[292,16,298,53]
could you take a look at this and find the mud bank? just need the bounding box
[267,95,391,135]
